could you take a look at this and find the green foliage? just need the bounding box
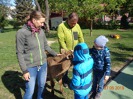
[37,0,131,31]
[47,0,127,35]
[0,16,9,29]
[47,0,126,19]
[15,0,34,25]
[104,0,126,15]
[9,19,21,29]
[0,4,9,29]
[107,20,120,29]
[94,20,120,29]
[37,0,44,12]
[121,0,133,16]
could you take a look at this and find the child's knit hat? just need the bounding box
[94,35,109,47]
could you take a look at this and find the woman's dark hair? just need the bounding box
[29,10,46,20]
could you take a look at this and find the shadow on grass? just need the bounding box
[113,43,133,52]
[110,50,133,62]
[44,87,65,99]
[1,71,65,99]
[45,83,63,94]
[32,83,64,99]
[1,71,25,99]
[120,33,133,39]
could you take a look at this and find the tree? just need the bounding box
[0,4,9,29]
[44,0,50,32]
[76,0,104,36]
[121,0,133,16]
[35,0,128,35]
[34,0,41,12]
[0,0,11,29]
[15,0,34,25]
[47,0,104,36]
[37,0,50,32]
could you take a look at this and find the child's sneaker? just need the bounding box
[63,83,68,88]
[94,93,101,99]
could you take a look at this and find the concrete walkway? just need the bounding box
[101,62,133,99]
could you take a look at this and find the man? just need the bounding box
[120,12,129,29]
[57,12,84,87]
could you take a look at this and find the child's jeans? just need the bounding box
[23,62,47,99]
[92,70,105,93]
[74,93,88,99]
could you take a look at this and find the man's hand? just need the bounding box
[71,50,74,52]
[23,72,30,81]
[56,54,62,56]
[104,75,110,81]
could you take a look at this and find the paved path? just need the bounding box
[101,62,133,99]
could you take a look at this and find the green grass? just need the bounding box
[83,29,133,68]
[51,29,133,68]
[0,27,133,99]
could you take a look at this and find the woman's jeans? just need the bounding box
[23,62,47,99]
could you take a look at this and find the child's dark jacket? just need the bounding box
[89,46,111,76]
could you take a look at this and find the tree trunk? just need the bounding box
[34,0,41,12]
[44,0,50,32]
[90,19,93,36]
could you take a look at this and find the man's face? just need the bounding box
[32,18,45,29]
[68,18,78,28]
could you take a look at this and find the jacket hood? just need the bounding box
[73,43,91,65]
[22,24,29,30]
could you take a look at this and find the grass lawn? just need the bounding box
[0,27,133,99]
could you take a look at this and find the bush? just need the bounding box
[93,19,104,29]
[9,19,22,29]
[107,20,120,29]
[0,16,9,29]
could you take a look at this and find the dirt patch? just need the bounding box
[117,29,129,31]
[48,41,55,46]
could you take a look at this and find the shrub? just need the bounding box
[9,19,21,29]
[0,16,9,29]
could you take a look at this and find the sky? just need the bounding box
[10,0,15,6]
[9,0,35,6]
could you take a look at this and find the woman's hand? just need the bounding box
[23,72,30,81]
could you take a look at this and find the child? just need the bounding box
[70,43,94,99]
[89,35,111,99]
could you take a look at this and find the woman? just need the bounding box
[16,10,59,99]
